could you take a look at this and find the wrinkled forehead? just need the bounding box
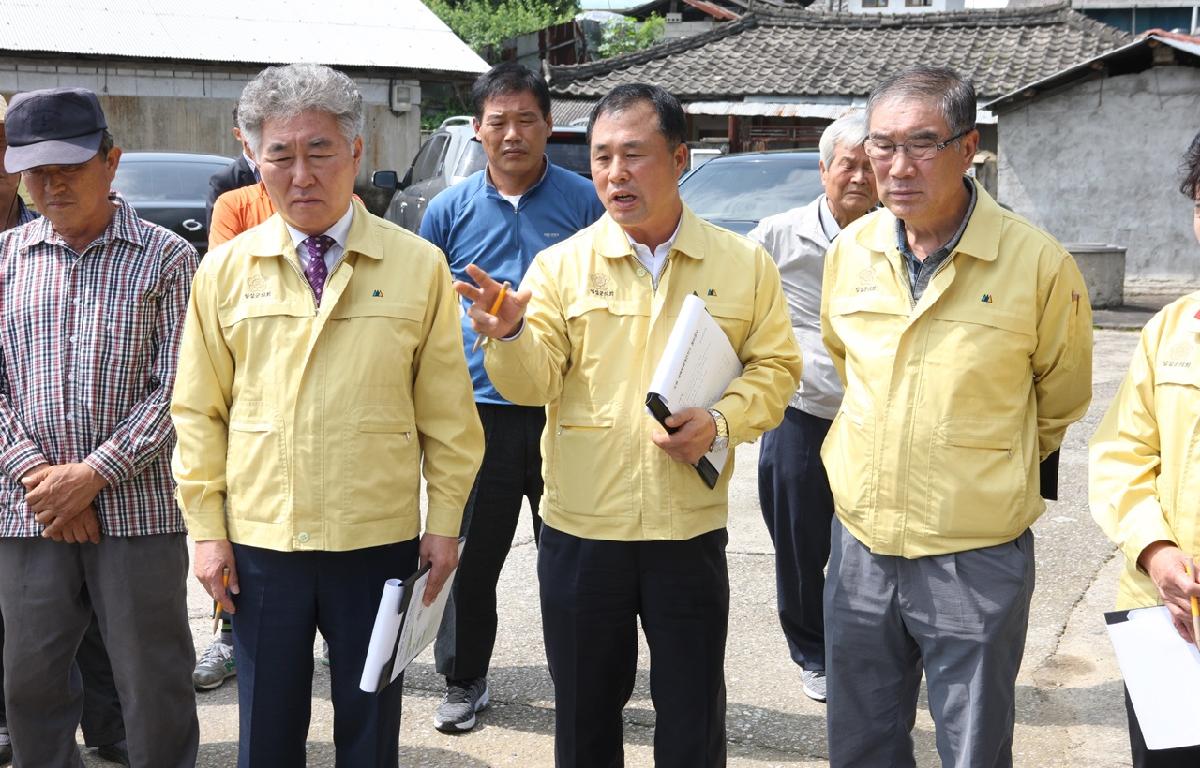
[867,95,948,137]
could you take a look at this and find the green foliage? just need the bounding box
[426,0,576,54]
[597,14,665,59]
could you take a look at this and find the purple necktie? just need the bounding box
[302,235,334,306]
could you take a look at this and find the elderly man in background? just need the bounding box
[820,66,1092,766]
[0,87,199,767]
[748,111,877,704]
[171,63,484,767]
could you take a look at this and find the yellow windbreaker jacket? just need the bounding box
[820,181,1093,557]
[485,207,801,541]
[171,201,484,552]
[1090,292,1200,609]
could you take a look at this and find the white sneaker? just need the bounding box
[801,669,827,703]
[193,638,236,690]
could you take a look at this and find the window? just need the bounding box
[905,0,932,7]
[411,134,449,183]
[861,0,888,8]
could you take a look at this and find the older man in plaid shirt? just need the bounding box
[0,88,199,767]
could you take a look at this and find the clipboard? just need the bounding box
[645,392,720,489]
[1104,605,1200,749]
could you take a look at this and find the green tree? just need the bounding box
[597,14,665,59]
[426,0,577,54]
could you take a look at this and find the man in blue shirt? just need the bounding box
[419,62,604,733]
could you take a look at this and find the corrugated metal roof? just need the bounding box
[0,0,488,75]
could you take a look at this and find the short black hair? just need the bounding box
[586,83,686,148]
[1181,130,1200,201]
[471,62,551,121]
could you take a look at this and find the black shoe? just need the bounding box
[0,742,12,767]
[94,740,130,766]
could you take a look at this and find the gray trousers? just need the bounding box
[825,518,1034,768]
[0,534,198,768]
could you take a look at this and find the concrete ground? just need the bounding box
[77,303,1166,767]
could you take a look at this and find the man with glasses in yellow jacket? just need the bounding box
[820,66,1093,767]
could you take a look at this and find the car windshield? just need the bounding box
[113,159,227,202]
[453,139,592,179]
[679,154,823,223]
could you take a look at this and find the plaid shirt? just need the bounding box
[0,195,198,537]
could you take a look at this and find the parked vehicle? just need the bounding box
[679,150,823,236]
[372,116,591,232]
[112,151,232,256]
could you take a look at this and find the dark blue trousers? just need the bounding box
[231,539,418,768]
[538,525,729,768]
[756,406,834,672]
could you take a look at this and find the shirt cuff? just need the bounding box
[424,504,464,538]
[500,319,526,342]
[84,444,132,487]
[3,442,49,484]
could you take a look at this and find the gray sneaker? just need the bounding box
[433,677,489,733]
[193,638,236,690]
[801,669,827,703]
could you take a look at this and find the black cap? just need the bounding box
[3,87,108,173]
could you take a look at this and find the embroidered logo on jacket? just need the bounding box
[855,268,877,294]
[372,289,384,298]
[588,273,614,298]
[981,293,994,304]
[243,273,272,300]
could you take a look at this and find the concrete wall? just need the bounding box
[0,55,427,187]
[996,66,1200,285]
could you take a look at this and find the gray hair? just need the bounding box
[819,111,867,168]
[866,66,976,139]
[238,64,364,156]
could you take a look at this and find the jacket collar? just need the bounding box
[857,177,1001,263]
[243,198,384,262]
[594,203,708,261]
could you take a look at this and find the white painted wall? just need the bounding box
[997,66,1200,284]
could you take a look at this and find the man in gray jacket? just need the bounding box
[748,111,877,703]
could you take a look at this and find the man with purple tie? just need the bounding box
[171,64,484,767]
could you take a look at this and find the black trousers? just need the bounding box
[231,539,418,768]
[435,403,544,682]
[757,407,833,672]
[1126,686,1200,767]
[538,525,729,768]
[0,610,125,746]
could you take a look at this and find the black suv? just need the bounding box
[372,117,591,233]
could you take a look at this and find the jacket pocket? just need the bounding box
[226,401,287,524]
[344,405,419,524]
[549,401,632,516]
[821,406,875,514]
[927,418,1027,539]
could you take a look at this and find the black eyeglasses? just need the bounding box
[863,128,972,161]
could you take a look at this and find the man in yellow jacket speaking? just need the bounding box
[458,83,801,767]
[170,64,484,767]
[819,66,1093,767]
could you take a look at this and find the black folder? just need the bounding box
[645,392,720,489]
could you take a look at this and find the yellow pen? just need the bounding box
[212,570,230,634]
[1186,558,1200,653]
[472,280,510,353]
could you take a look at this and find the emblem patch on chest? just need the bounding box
[1162,338,1193,369]
[588,272,615,298]
[855,268,877,294]
[244,273,272,300]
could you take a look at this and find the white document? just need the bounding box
[648,293,743,474]
[1105,605,1200,749]
[359,541,463,694]
[359,579,406,693]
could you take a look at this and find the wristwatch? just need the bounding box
[707,408,729,452]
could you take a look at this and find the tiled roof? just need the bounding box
[549,3,1131,100]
